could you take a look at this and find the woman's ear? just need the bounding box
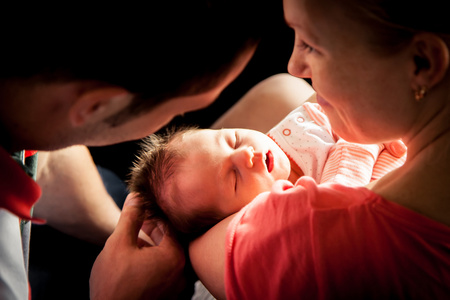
[410,33,450,91]
[69,87,132,127]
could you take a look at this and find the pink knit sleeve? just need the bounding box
[321,139,383,186]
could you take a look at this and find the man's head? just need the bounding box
[129,126,291,236]
[0,1,280,151]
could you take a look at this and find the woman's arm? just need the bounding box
[189,214,236,300]
[212,74,315,133]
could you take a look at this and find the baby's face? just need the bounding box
[168,128,290,219]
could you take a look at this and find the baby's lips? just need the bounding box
[265,150,274,173]
[253,151,272,172]
[384,140,407,158]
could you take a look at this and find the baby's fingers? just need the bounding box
[384,140,407,158]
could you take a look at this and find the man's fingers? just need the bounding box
[137,220,167,246]
[112,192,182,251]
[112,192,146,246]
[139,220,165,246]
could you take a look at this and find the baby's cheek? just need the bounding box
[252,180,275,197]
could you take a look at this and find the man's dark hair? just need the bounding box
[1,1,280,123]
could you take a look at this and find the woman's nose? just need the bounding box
[288,48,311,79]
[231,146,254,168]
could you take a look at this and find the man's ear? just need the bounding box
[69,87,131,127]
[410,33,450,91]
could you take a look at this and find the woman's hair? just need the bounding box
[128,126,223,238]
[1,0,283,125]
[336,0,450,55]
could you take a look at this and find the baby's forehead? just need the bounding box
[168,149,217,206]
[167,129,199,151]
[172,130,223,169]
[172,129,219,150]
[168,132,205,166]
[173,128,207,144]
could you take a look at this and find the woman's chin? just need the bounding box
[316,94,330,107]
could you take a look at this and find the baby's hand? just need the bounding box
[383,140,407,158]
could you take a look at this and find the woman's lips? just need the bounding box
[265,150,273,173]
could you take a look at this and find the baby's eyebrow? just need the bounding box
[218,130,228,146]
[221,130,235,149]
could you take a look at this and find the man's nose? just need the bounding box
[231,146,254,168]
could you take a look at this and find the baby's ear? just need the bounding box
[69,86,131,127]
[410,32,450,90]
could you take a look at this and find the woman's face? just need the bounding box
[284,0,417,144]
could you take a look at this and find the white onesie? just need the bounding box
[267,102,406,186]
[268,102,335,183]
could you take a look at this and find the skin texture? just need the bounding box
[212,74,316,133]
[0,46,257,300]
[0,49,255,152]
[1,3,279,299]
[166,128,291,220]
[189,0,450,299]
[87,49,256,300]
[89,193,186,300]
[285,0,415,145]
[35,145,120,245]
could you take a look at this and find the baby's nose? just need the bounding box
[233,146,254,168]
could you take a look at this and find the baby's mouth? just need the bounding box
[265,150,273,173]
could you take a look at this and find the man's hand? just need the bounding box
[90,193,186,300]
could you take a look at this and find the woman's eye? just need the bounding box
[298,40,315,53]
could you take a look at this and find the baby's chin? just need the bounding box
[275,156,291,180]
[268,146,289,176]
[271,167,290,183]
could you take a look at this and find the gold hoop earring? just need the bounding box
[414,86,427,101]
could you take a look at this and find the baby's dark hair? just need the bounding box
[128,126,223,238]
